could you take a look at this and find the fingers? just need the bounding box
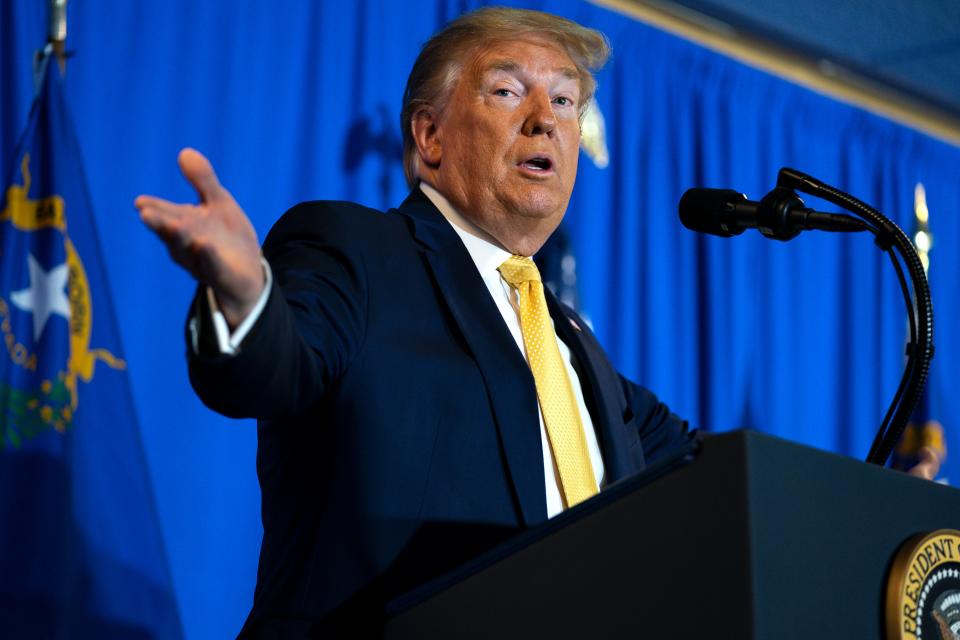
[134,194,182,216]
[136,195,187,231]
[138,204,185,245]
[136,201,201,274]
[136,197,198,263]
[178,147,223,204]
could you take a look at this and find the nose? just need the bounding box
[521,89,556,137]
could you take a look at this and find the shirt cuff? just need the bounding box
[189,258,273,356]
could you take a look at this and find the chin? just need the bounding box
[508,188,568,221]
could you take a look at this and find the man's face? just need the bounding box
[427,36,582,254]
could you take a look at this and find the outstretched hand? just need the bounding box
[136,148,265,328]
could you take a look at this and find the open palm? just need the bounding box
[136,148,265,327]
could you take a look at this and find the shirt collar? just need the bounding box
[419,181,514,278]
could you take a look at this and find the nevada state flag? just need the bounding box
[0,54,182,637]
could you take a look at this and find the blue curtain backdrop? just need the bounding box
[4,0,960,637]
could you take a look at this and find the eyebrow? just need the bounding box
[483,59,580,82]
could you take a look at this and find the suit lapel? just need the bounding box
[395,190,548,526]
[546,293,636,484]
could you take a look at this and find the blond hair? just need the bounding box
[400,7,611,187]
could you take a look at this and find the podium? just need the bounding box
[384,430,960,638]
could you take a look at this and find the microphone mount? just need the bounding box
[679,185,868,241]
[679,168,934,468]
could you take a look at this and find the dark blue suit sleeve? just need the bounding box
[187,202,370,419]
[620,375,692,465]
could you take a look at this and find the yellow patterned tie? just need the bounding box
[498,255,598,508]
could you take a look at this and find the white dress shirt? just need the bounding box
[198,184,606,518]
[419,183,605,517]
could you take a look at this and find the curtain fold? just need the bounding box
[4,0,960,635]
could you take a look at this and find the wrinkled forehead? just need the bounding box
[460,35,583,86]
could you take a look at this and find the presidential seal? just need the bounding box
[887,530,960,639]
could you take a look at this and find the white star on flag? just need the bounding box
[10,253,72,342]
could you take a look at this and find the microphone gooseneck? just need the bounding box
[678,169,934,468]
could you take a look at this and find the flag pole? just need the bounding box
[48,0,68,72]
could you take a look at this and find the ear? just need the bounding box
[410,106,442,169]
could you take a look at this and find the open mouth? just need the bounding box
[519,156,553,172]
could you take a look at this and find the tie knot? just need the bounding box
[498,255,541,285]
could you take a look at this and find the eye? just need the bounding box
[493,88,514,97]
[553,96,575,107]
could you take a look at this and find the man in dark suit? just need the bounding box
[137,7,692,635]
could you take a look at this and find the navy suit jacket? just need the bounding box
[187,188,689,636]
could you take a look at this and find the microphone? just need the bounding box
[679,186,868,241]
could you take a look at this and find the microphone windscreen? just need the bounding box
[678,188,746,237]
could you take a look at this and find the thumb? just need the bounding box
[178,147,223,203]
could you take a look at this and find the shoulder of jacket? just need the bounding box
[263,199,405,249]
